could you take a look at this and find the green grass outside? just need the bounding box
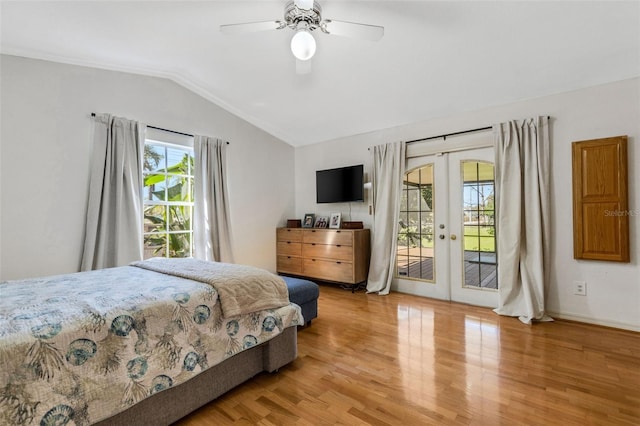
[400,225,495,252]
[463,225,495,252]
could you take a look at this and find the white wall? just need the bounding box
[2,54,637,330]
[295,78,640,331]
[0,55,295,280]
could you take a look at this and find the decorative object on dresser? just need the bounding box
[302,213,315,228]
[276,227,370,292]
[341,221,363,229]
[287,219,302,228]
[329,212,341,229]
[314,215,329,228]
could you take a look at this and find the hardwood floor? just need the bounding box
[176,285,640,425]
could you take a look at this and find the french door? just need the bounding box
[396,146,498,308]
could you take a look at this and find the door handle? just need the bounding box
[450,234,457,241]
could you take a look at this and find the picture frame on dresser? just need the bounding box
[314,215,329,228]
[302,213,315,228]
[329,212,341,229]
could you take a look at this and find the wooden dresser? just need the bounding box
[276,227,370,285]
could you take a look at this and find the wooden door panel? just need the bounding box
[572,136,628,262]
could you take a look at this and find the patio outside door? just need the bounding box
[396,146,498,308]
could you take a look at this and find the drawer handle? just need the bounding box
[287,256,291,259]
[286,241,291,244]
[336,261,342,264]
[336,244,341,247]
[311,243,316,246]
[311,230,316,233]
[311,259,316,262]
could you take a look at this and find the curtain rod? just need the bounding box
[91,113,194,137]
[406,126,491,144]
[90,113,230,144]
[366,125,490,150]
[405,116,551,145]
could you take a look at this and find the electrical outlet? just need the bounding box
[573,281,587,296]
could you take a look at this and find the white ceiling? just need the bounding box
[2,1,639,147]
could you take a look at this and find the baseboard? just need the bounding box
[546,310,640,332]
[393,283,639,332]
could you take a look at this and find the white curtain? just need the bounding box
[493,116,552,324]
[366,141,406,295]
[193,135,234,263]
[80,114,145,271]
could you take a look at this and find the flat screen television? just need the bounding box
[316,164,364,203]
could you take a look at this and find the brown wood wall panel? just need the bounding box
[572,136,629,262]
[580,144,620,198]
[582,203,621,255]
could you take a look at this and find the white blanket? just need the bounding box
[131,258,290,317]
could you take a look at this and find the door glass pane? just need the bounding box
[461,161,497,289]
[397,164,434,281]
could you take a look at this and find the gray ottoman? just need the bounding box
[281,276,319,326]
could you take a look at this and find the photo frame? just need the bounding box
[302,213,315,228]
[329,212,342,229]
[314,215,329,228]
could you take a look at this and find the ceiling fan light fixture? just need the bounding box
[294,0,314,10]
[291,29,316,61]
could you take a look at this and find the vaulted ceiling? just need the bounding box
[2,1,638,146]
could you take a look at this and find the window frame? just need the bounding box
[142,138,195,259]
[396,164,436,282]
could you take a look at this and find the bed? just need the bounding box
[0,258,303,425]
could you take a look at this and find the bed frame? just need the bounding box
[96,325,297,425]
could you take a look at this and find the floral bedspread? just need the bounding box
[0,265,302,425]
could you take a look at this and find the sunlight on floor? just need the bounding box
[395,304,506,418]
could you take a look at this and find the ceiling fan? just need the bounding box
[220,0,384,74]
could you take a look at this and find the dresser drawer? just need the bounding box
[302,243,353,261]
[303,229,352,246]
[303,258,353,283]
[277,255,302,274]
[277,241,302,256]
[277,227,303,243]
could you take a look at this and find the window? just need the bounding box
[143,140,195,259]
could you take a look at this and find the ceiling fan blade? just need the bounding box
[322,19,384,41]
[296,58,312,75]
[220,20,285,35]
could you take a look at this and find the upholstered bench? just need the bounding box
[281,276,319,326]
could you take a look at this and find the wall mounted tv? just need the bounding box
[316,164,364,203]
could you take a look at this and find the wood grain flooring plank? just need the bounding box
[176,285,640,425]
